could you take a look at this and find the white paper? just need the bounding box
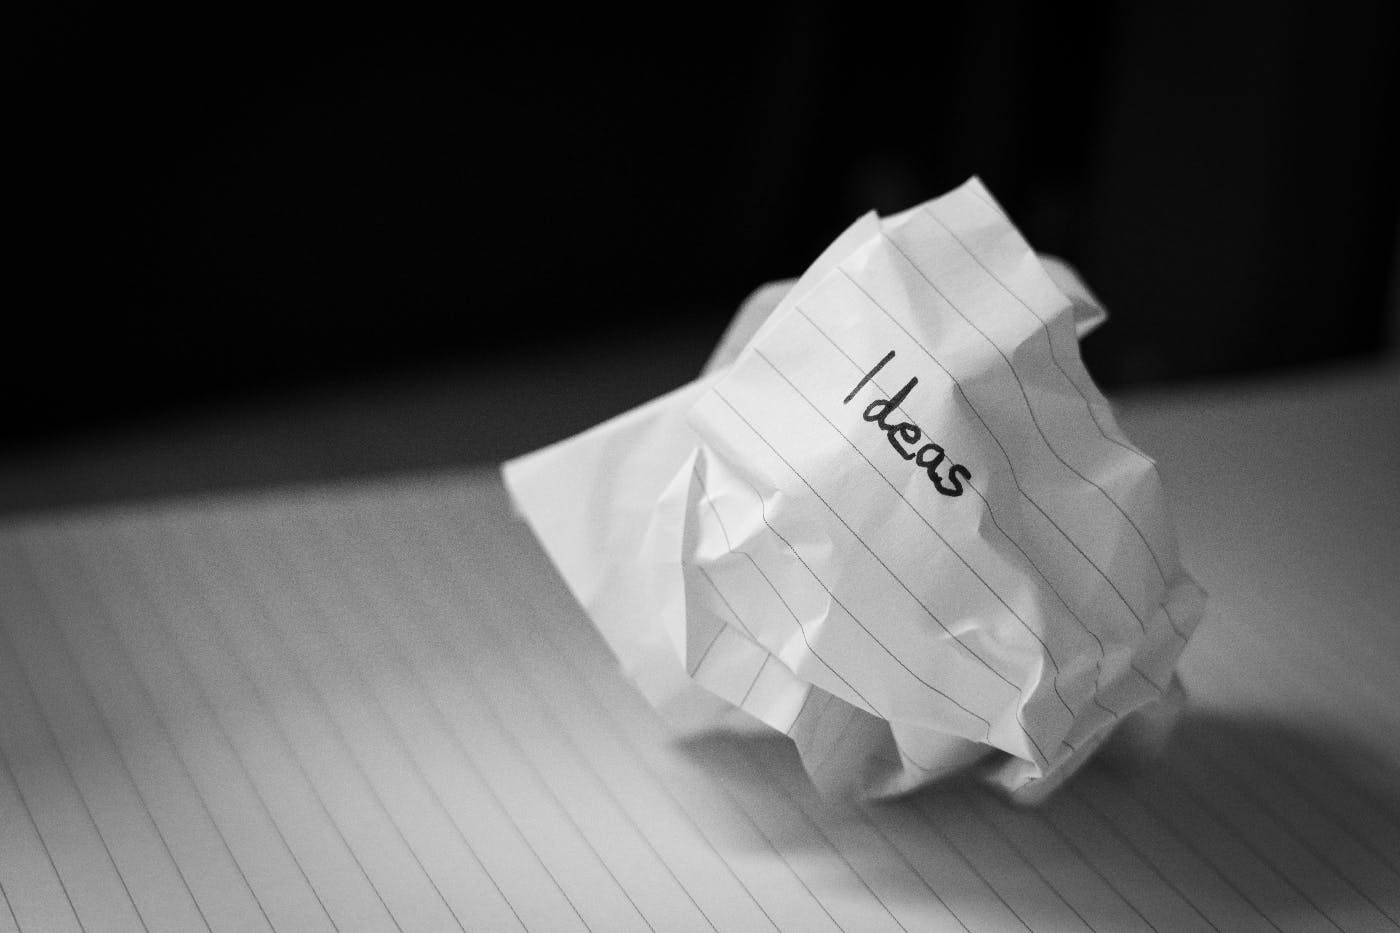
[504,178,1207,802]
[2,468,1396,932]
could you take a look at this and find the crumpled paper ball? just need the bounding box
[505,178,1206,803]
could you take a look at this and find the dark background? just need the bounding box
[11,2,1400,453]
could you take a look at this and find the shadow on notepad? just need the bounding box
[678,715,1400,927]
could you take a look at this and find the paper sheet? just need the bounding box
[504,178,1206,802]
[3,475,1396,932]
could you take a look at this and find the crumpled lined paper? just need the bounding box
[503,178,1206,803]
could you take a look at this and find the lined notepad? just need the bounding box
[1,474,1397,932]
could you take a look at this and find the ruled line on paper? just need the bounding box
[0,874,19,933]
[62,524,396,933]
[706,389,1013,743]
[926,192,1145,464]
[333,499,815,933]
[420,512,828,924]
[200,513,501,933]
[691,474,882,721]
[606,515,939,932]
[1129,761,1353,932]
[788,302,1141,719]
[0,621,135,933]
[951,188,1151,470]
[683,540,1064,933]
[738,751,948,933]
[27,532,313,933]
[275,506,671,933]
[402,493,888,933]
[1230,731,1400,879]
[93,518,409,933]
[161,513,476,933]
[905,798,1038,933]
[266,522,601,933]
[252,515,537,932]
[329,492,747,933]
[914,196,1188,640]
[0,722,85,933]
[1172,736,1400,928]
[964,790,1157,933]
[945,789,1101,933]
[75,518,372,933]
[395,489,849,925]
[829,265,1175,654]
[751,343,1079,724]
[1044,790,1220,933]
[1069,772,1277,933]
[876,226,1172,588]
[692,474,881,719]
[429,564,841,933]
[4,539,235,933]
[291,498,660,930]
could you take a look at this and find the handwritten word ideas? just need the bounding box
[844,350,972,497]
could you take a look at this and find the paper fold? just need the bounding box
[503,178,1205,802]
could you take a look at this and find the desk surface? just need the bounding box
[1118,358,1400,770]
[0,358,1396,932]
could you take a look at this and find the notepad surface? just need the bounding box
[0,473,1396,932]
